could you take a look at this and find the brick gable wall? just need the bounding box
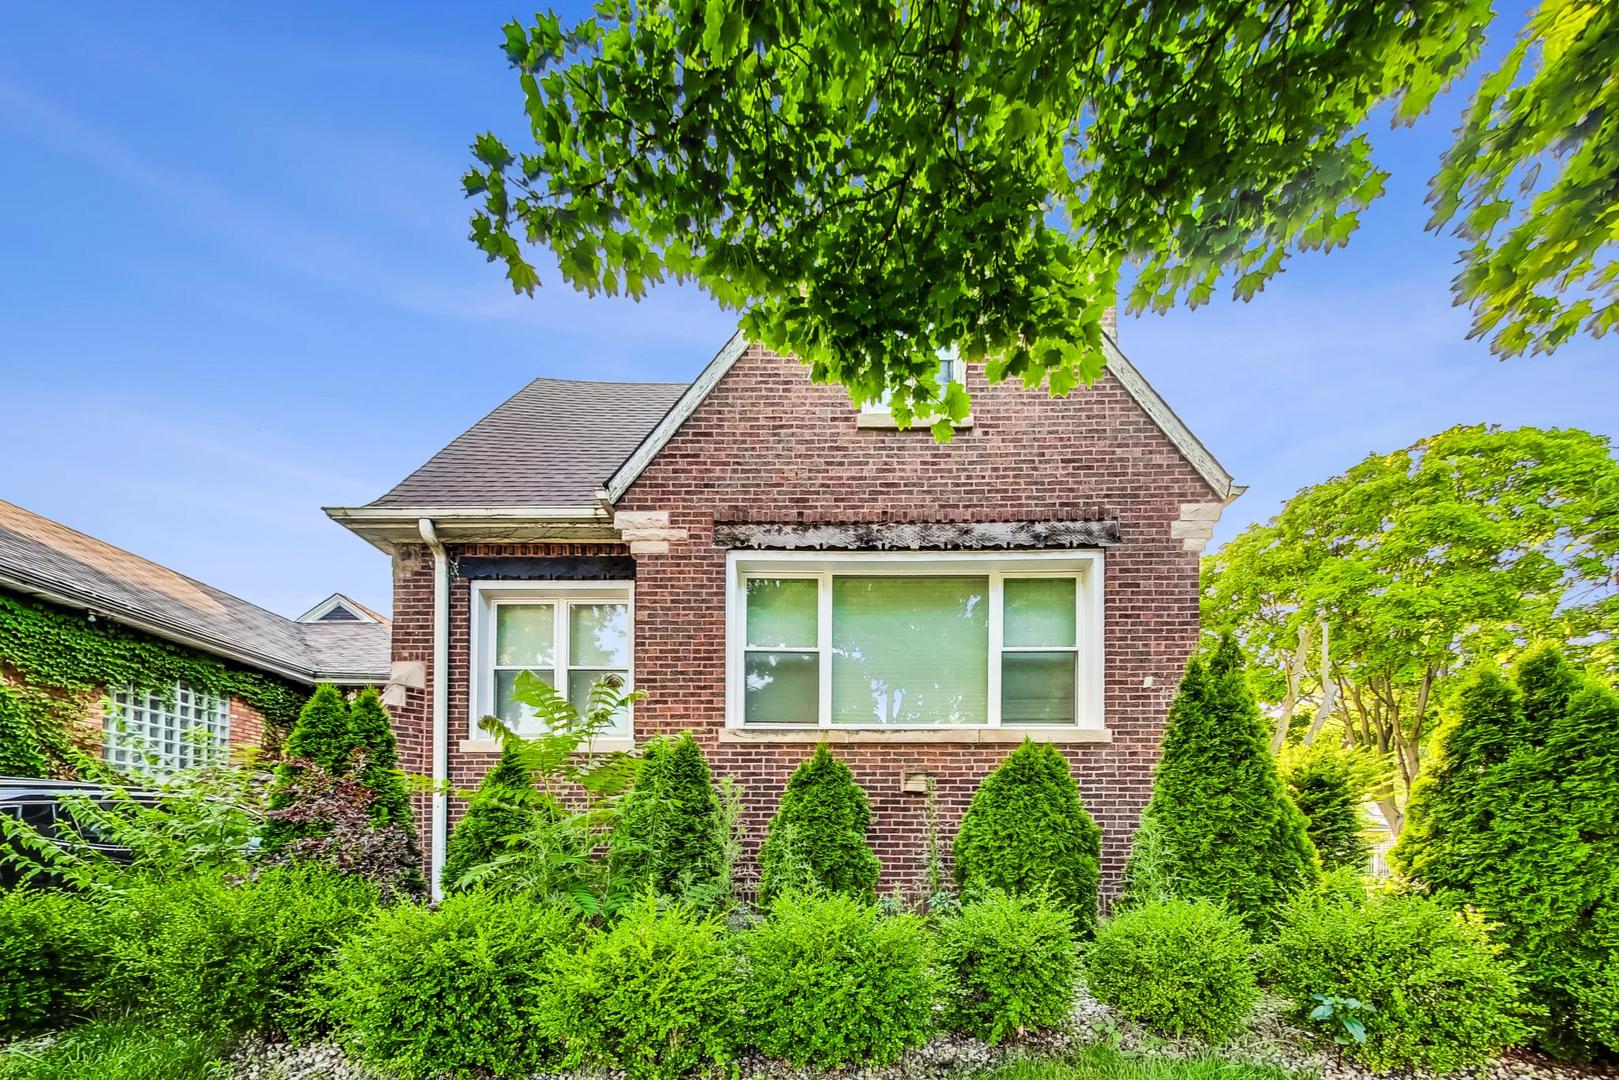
[392,345,1219,899]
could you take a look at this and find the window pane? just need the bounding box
[744,651,818,725]
[1004,578,1077,648]
[493,668,560,731]
[570,603,628,667]
[746,578,818,648]
[1001,652,1077,725]
[831,577,988,726]
[569,670,630,734]
[496,604,554,667]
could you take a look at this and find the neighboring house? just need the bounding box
[328,332,1241,898]
[0,500,389,774]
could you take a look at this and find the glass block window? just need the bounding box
[105,684,230,774]
[475,585,632,738]
[736,556,1099,729]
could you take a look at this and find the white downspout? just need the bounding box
[417,518,449,901]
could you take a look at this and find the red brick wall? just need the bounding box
[392,345,1218,900]
[227,697,266,754]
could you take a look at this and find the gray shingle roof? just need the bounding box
[367,378,688,509]
[0,500,388,683]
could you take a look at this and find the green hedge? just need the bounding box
[742,891,937,1066]
[534,896,740,1080]
[324,890,579,1079]
[1267,887,1529,1071]
[936,890,1078,1043]
[118,864,379,1037]
[0,888,107,1037]
[1086,898,1258,1043]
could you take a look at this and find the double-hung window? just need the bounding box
[730,551,1102,730]
[104,683,230,774]
[471,582,633,738]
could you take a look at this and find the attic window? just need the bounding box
[861,351,963,416]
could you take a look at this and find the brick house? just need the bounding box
[329,331,1240,900]
[0,499,389,773]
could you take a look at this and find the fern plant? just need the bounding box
[451,672,642,916]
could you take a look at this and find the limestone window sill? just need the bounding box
[716,727,1112,745]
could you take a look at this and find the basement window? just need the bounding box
[727,551,1102,730]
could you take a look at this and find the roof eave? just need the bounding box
[324,504,620,551]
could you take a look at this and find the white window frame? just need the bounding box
[468,580,635,744]
[861,349,965,415]
[725,550,1104,731]
[104,682,231,774]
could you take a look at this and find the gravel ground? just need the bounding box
[228,991,1619,1080]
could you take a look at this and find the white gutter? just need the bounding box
[417,518,450,901]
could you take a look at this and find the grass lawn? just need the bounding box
[0,1020,229,1080]
[987,1045,1311,1080]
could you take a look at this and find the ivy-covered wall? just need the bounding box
[0,589,306,774]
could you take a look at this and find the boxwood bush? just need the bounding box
[533,895,740,1080]
[1266,887,1529,1071]
[323,890,579,1079]
[936,889,1078,1043]
[116,863,378,1037]
[0,887,107,1037]
[1086,899,1258,1043]
[742,891,937,1066]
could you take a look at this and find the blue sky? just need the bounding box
[2,4,1613,619]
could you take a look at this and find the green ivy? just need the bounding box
[0,590,306,740]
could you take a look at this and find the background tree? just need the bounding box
[953,740,1101,937]
[1123,642,1318,932]
[465,2,1610,423]
[1202,425,1619,833]
[1278,740,1378,873]
[442,735,550,894]
[610,733,726,904]
[757,745,881,904]
[1393,650,1619,1058]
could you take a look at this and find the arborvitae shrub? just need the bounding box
[441,737,548,894]
[1267,887,1529,1071]
[1086,899,1259,1043]
[936,889,1078,1043]
[282,683,355,772]
[0,887,105,1036]
[118,864,379,1037]
[757,745,881,904]
[742,891,936,1065]
[1280,741,1372,872]
[1122,640,1317,932]
[534,896,740,1080]
[954,740,1101,936]
[0,685,48,778]
[1396,650,1619,1058]
[610,733,725,902]
[324,890,580,1079]
[348,687,413,830]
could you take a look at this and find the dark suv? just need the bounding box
[0,776,158,888]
